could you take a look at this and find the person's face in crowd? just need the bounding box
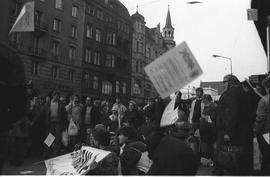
[93,137,99,148]
[116,98,120,104]
[118,133,128,145]
[196,90,203,99]
[73,96,79,105]
[102,104,109,113]
[242,84,249,93]
[129,102,135,111]
[202,98,211,106]
[94,100,100,107]
[52,94,59,102]
[86,97,91,106]
[223,78,229,90]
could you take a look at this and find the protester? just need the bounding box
[43,91,67,157]
[87,128,119,175]
[145,127,200,175]
[122,100,144,129]
[199,94,217,163]
[81,97,93,144]
[66,94,84,151]
[107,106,120,133]
[112,97,127,125]
[188,87,204,133]
[118,126,148,175]
[254,76,270,175]
[215,74,251,175]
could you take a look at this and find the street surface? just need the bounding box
[2,156,213,175]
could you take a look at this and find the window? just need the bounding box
[106,32,116,45]
[69,46,76,60]
[84,73,90,88]
[96,9,100,19]
[91,7,95,16]
[102,81,112,95]
[55,0,63,9]
[94,51,101,65]
[31,61,39,76]
[52,40,60,59]
[134,82,141,95]
[68,70,74,81]
[136,41,139,52]
[53,18,61,32]
[116,81,120,93]
[95,29,102,42]
[86,25,93,38]
[85,48,91,63]
[71,6,78,17]
[100,11,103,20]
[71,25,77,39]
[93,76,98,89]
[122,83,126,94]
[52,65,58,79]
[105,54,115,68]
[34,10,43,26]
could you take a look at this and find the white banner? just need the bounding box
[144,41,203,98]
[160,95,178,127]
[9,1,34,33]
[45,146,111,175]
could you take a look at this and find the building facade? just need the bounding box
[81,0,132,103]
[2,0,85,96]
[130,7,176,104]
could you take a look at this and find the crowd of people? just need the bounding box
[3,73,270,175]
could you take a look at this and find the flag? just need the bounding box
[9,1,34,34]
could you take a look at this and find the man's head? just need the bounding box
[223,74,240,90]
[85,96,91,106]
[92,129,111,148]
[93,98,100,107]
[52,91,60,102]
[73,95,79,105]
[128,100,136,111]
[117,126,138,145]
[202,94,212,105]
[115,97,120,104]
[195,87,203,99]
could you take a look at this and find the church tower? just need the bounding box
[163,5,176,49]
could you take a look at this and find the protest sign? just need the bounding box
[263,133,270,144]
[45,146,111,175]
[44,133,55,147]
[160,94,178,127]
[144,41,203,98]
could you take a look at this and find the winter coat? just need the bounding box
[216,85,250,146]
[254,94,270,134]
[120,140,147,175]
[147,135,200,175]
[188,99,204,123]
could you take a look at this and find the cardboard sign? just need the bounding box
[247,8,258,21]
[160,95,179,127]
[45,146,111,175]
[44,133,55,147]
[145,41,203,98]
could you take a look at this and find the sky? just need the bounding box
[121,0,268,87]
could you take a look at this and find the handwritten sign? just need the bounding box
[160,95,178,127]
[45,146,111,175]
[145,41,203,98]
[44,133,55,147]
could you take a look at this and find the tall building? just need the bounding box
[81,0,132,103]
[1,0,85,96]
[130,7,175,104]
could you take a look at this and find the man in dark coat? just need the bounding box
[0,42,27,174]
[123,100,144,129]
[145,128,200,175]
[215,74,251,175]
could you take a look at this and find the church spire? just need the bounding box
[165,5,173,28]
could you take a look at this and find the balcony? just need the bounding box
[35,22,49,33]
[28,47,47,58]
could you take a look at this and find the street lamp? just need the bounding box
[212,54,233,75]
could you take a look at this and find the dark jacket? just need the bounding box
[81,105,100,128]
[147,135,200,175]
[120,140,147,175]
[43,101,68,131]
[123,110,144,129]
[216,85,249,146]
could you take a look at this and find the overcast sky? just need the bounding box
[122,0,267,87]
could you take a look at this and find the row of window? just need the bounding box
[31,62,75,81]
[83,73,127,95]
[86,5,129,34]
[86,25,116,46]
[52,40,76,60]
